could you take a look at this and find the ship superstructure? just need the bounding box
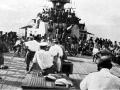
[21,0,86,41]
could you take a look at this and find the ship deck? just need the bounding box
[0,52,120,90]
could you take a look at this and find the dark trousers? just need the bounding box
[0,53,4,65]
[25,50,35,71]
[42,65,57,75]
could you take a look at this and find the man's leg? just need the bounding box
[0,54,4,66]
[93,55,95,62]
[0,54,4,79]
[26,51,35,71]
[26,59,31,71]
[25,52,31,71]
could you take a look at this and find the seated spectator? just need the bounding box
[80,56,120,90]
[49,39,63,73]
[27,42,56,75]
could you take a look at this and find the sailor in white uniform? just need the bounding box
[27,42,55,75]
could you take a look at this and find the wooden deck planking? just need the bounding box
[74,62,83,74]
[76,62,89,75]
[1,53,120,90]
[81,63,92,74]
[73,62,85,74]
[0,55,26,90]
[1,72,22,90]
[77,62,92,74]
[71,64,80,89]
[82,63,97,73]
[0,71,14,90]
[70,60,97,89]
[111,67,120,77]
[70,74,80,89]
[72,62,83,89]
[7,72,25,90]
[73,62,78,74]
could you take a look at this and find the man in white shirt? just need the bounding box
[92,44,100,62]
[24,37,40,52]
[80,56,120,90]
[13,37,22,56]
[24,36,39,71]
[27,42,56,75]
[49,39,63,72]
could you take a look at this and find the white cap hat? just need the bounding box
[39,42,48,46]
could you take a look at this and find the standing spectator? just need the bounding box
[71,35,78,53]
[113,41,118,49]
[114,46,120,63]
[13,37,22,56]
[0,37,8,66]
[92,44,100,62]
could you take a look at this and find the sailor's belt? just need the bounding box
[28,50,36,53]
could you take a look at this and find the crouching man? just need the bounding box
[27,42,57,75]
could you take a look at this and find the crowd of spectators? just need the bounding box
[36,7,84,37]
[65,36,120,61]
[37,8,80,25]
[1,30,120,65]
[0,31,18,51]
[79,37,120,57]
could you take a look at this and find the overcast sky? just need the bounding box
[0,0,120,42]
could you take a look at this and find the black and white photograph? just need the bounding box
[0,0,120,90]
